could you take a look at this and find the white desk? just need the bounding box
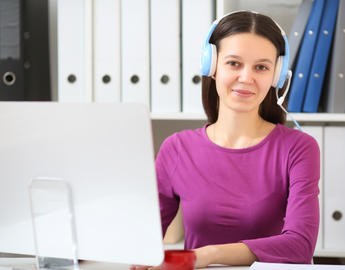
[0,258,249,270]
[83,261,249,270]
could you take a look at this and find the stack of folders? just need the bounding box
[287,0,341,113]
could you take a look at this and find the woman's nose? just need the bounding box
[238,67,254,84]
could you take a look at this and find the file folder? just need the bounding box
[0,0,24,100]
[302,0,339,113]
[287,0,325,112]
[93,0,121,103]
[24,0,51,101]
[151,0,181,113]
[288,0,313,70]
[121,0,150,107]
[325,0,345,113]
[57,0,92,102]
[182,0,213,113]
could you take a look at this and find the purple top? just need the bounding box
[155,124,320,264]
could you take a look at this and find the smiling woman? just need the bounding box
[150,11,320,270]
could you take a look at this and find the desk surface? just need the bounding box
[0,258,249,270]
[83,261,249,270]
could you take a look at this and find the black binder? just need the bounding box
[0,0,24,100]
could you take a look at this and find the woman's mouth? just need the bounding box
[232,89,255,98]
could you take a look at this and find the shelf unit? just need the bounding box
[151,113,345,123]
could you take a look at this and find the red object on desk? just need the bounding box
[162,250,196,270]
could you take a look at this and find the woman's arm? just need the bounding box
[155,134,180,236]
[130,243,256,270]
[194,243,257,268]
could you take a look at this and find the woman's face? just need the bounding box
[214,32,278,114]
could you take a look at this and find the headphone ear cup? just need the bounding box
[272,56,283,88]
[201,43,217,77]
[209,44,217,77]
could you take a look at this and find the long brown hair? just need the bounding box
[202,11,287,124]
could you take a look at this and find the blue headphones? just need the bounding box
[200,11,290,89]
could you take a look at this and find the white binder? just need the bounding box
[301,126,324,252]
[121,0,150,107]
[150,0,181,113]
[93,0,121,103]
[182,0,213,113]
[57,0,92,102]
[324,126,345,250]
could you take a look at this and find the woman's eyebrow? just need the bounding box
[223,54,242,60]
[223,54,274,65]
[256,58,274,65]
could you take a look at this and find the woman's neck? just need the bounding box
[208,107,274,149]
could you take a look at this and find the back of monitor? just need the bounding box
[0,102,164,266]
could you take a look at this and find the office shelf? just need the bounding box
[151,113,345,123]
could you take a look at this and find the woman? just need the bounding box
[134,10,320,269]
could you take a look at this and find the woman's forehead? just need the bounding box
[218,33,278,61]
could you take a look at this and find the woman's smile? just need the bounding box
[232,89,255,98]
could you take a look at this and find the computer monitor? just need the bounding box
[0,102,164,266]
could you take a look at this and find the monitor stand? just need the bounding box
[29,178,79,270]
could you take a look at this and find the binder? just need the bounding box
[288,0,314,70]
[287,0,325,112]
[182,0,213,113]
[0,0,24,100]
[121,0,150,107]
[325,0,345,113]
[57,0,92,102]
[302,0,339,113]
[93,0,121,103]
[150,0,180,113]
[324,127,345,250]
[301,126,324,252]
[24,0,51,101]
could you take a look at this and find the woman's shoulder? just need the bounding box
[276,124,316,141]
[275,124,320,153]
[157,125,206,167]
[161,125,206,148]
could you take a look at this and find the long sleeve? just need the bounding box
[242,134,320,263]
[155,134,180,237]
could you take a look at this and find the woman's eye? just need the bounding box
[228,61,240,67]
[256,65,268,71]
